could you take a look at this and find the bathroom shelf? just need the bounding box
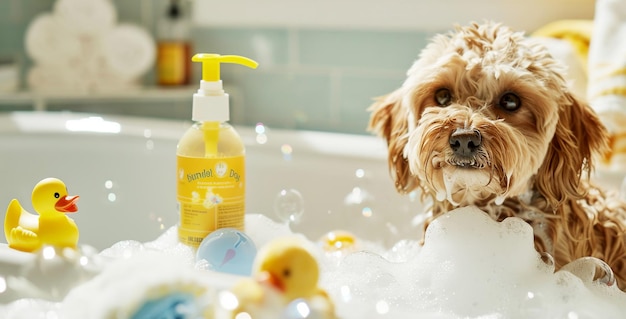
[0,86,196,111]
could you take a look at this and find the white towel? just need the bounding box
[24,13,81,67]
[587,0,626,134]
[27,64,89,94]
[54,0,117,37]
[101,23,156,81]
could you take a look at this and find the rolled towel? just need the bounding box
[587,0,626,131]
[54,0,117,37]
[587,0,626,169]
[101,23,156,82]
[27,64,89,94]
[25,13,81,67]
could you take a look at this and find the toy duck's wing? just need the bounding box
[4,199,39,236]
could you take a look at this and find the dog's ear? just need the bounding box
[368,88,418,193]
[536,92,609,208]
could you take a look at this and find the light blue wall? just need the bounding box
[0,0,436,134]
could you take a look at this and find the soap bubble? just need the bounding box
[561,256,617,287]
[274,189,304,224]
[355,169,365,179]
[196,228,257,276]
[282,298,325,319]
[281,144,294,161]
[255,123,266,134]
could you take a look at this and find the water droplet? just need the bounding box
[436,191,446,202]
[362,207,373,218]
[255,123,266,134]
[281,144,293,161]
[146,139,154,150]
[104,180,113,189]
[256,133,268,144]
[355,169,365,178]
[274,189,304,224]
[375,300,390,314]
[495,195,505,205]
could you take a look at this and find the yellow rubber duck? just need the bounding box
[4,177,80,252]
[220,236,336,319]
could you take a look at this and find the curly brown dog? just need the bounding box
[369,22,626,290]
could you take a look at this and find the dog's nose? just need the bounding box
[449,128,482,157]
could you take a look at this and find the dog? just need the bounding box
[368,22,626,290]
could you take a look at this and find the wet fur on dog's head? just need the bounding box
[369,22,608,210]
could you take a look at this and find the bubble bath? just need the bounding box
[4,208,626,318]
[0,112,625,318]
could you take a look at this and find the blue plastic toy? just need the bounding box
[196,228,256,276]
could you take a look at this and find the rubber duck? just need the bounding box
[4,177,80,252]
[219,236,336,319]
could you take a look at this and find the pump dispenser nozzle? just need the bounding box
[191,54,258,122]
[192,53,258,82]
[191,53,258,157]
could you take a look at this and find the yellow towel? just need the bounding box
[533,7,626,170]
[532,20,593,74]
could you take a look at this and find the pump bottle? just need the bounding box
[177,53,258,247]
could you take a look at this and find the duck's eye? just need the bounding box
[499,92,521,111]
[283,269,291,278]
[54,192,60,198]
[435,88,452,106]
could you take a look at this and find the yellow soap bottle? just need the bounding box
[177,53,258,247]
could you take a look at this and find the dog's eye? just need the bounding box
[435,88,452,106]
[498,93,521,111]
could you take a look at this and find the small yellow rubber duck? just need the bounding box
[4,177,80,252]
[220,236,336,319]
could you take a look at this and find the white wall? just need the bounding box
[193,0,595,32]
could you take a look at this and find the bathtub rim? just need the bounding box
[0,111,390,162]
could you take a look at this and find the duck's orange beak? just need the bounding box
[257,271,285,292]
[55,195,79,213]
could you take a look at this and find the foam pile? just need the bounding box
[2,208,626,318]
[322,206,626,318]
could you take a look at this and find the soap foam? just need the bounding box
[321,206,626,319]
[3,209,626,318]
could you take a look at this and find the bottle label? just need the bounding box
[177,155,245,246]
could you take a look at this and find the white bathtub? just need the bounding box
[0,111,421,251]
[2,111,626,318]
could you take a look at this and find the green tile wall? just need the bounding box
[0,1,435,135]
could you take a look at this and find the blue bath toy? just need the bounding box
[131,292,199,319]
[196,228,256,276]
